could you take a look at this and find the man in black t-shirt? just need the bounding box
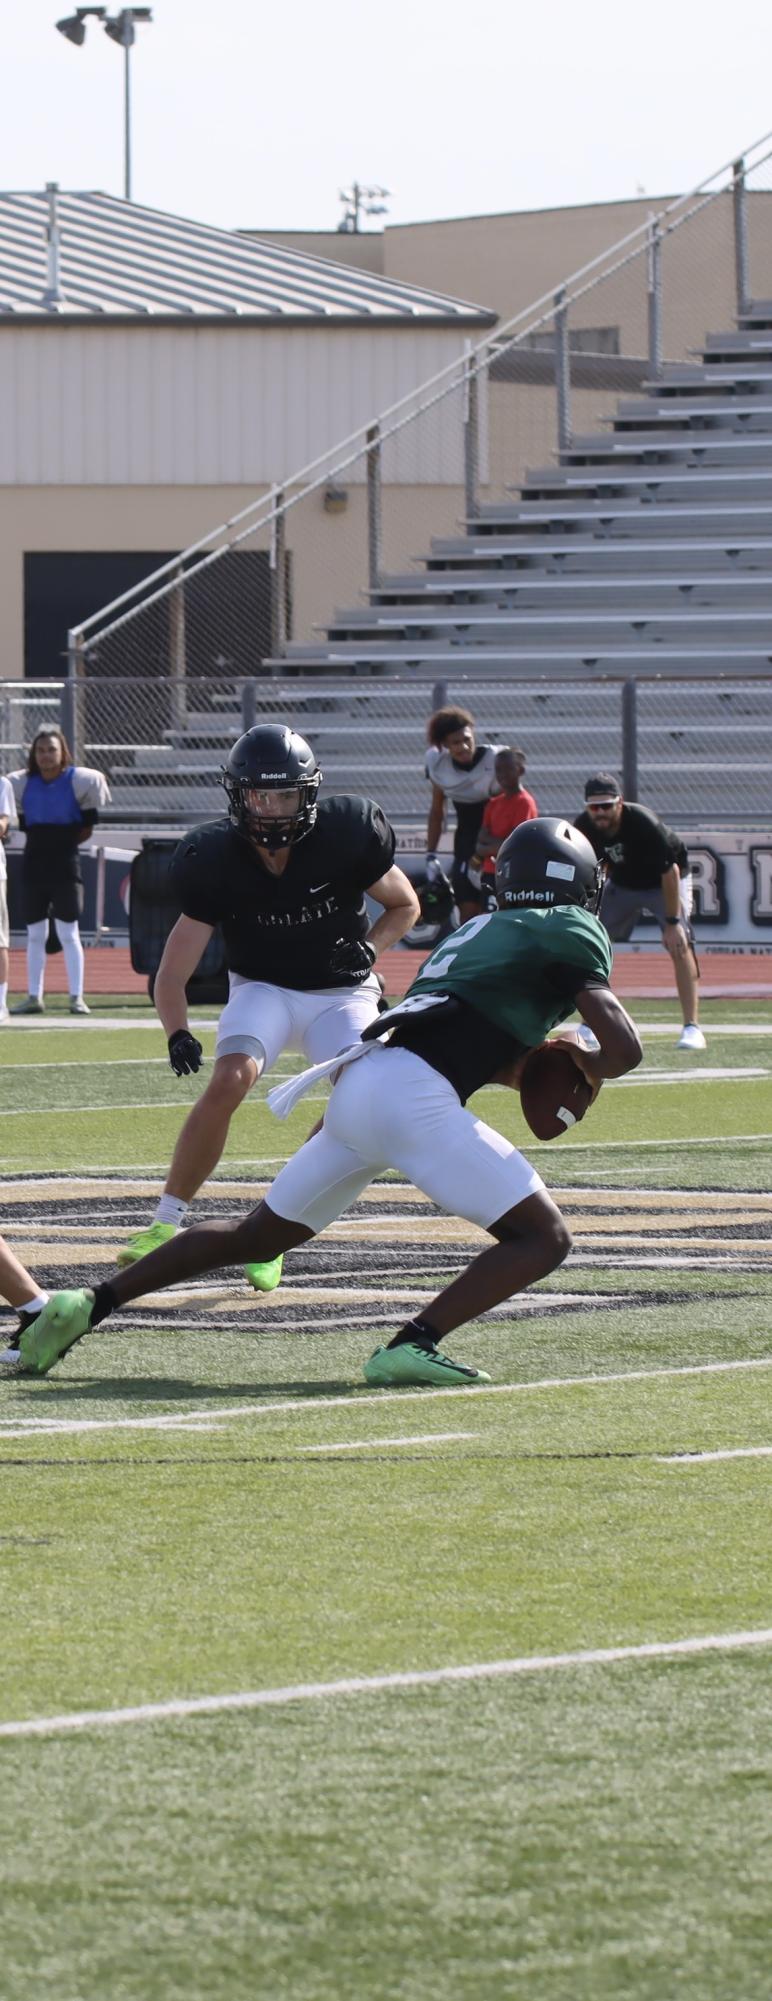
[116,724,419,1286]
[575,772,705,1051]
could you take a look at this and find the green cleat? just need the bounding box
[19,1290,95,1376]
[244,1256,284,1294]
[363,1341,491,1389]
[117,1220,177,1267]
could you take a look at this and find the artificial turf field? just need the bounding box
[2,995,772,2000]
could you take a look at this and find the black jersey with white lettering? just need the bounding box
[170,795,395,989]
[575,803,688,890]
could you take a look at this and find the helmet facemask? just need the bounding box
[224,775,321,851]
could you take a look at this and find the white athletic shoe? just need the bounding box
[677,1024,706,1052]
[0,1006,9,1025]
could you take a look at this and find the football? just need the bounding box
[519,1041,594,1141]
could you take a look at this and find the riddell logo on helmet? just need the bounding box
[506,888,557,903]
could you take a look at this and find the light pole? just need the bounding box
[55,7,153,201]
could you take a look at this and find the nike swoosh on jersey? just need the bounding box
[309,882,331,893]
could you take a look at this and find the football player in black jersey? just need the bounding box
[23,820,642,1388]
[115,724,419,1291]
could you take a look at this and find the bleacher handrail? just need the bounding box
[67,128,772,653]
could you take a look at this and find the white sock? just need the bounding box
[54,917,85,1000]
[27,920,47,1000]
[155,1195,189,1227]
[20,1292,49,1316]
[0,982,7,1009]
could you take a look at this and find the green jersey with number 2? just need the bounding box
[408,905,612,1048]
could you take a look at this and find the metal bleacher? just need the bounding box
[225,296,772,825]
[60,175,772,835]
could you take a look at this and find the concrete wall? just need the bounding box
[384,196,772,359]
[256,194,772,362]
[0,480,471,679]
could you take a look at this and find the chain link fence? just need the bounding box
[3,671,771,833]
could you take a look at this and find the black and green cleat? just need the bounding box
[19,1289,96,1376]
[363,1342,491,1389]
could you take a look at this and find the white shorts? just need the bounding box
[267,1045,545,1234]
[0,879,7,951]
[216,971,383,1070]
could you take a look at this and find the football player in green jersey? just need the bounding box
[19,820,642,1388]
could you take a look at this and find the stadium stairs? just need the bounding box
[113,303,772,827]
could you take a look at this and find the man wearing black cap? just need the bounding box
[575,774,705,1051]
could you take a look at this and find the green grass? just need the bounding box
[2,1002,772,1996]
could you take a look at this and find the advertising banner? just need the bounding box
[396,828,772,950]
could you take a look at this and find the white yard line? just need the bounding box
[613,1068,768,1084]
[2,1016,772,1036]
[0,1017,222,1031]
[2,1099,328,1118]
[530,1132,772,1152]
[3,1354,772,1439]
[661,1444,772,1464]
[639,1024,772,1037]
[3,1627,772,1739]
[0,1056,298,1074]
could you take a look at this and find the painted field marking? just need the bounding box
[2,1017,772,1038]
[529,1132,772,1153]
[0,1055,298,1075]
[614,1067,768,1085]
[298,1432,474,1452]
[1,1099,329,1119]
[3,1627,772,1739]
[3,1353,772,1440]
[661,1444,772,1464]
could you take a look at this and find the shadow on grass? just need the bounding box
[7,1375,363,1406]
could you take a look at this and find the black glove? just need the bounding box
[168,1029,204,1076]
[328,938,377,981]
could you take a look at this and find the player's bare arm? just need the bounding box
[364,863,420,954]
[426,782,445,854]
[554,987,642,1096]
[660,862,690,958]
[153,914,215,1037]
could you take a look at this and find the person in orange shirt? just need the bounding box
[472,749,538,900]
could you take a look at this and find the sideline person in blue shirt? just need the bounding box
[8,728,110,1016]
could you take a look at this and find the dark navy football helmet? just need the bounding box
[223,725,321,850]
[496,817,603,913]
[400,855,459,949]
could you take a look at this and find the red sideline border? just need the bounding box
[8,944,772,1002]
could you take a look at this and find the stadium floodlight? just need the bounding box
[56,14,89,44]
[54,7,153,201]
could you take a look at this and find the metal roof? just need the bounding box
[0,189,495,327]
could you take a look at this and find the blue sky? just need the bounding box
[5,0,772,232]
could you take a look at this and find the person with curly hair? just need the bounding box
[424,705,507,924]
